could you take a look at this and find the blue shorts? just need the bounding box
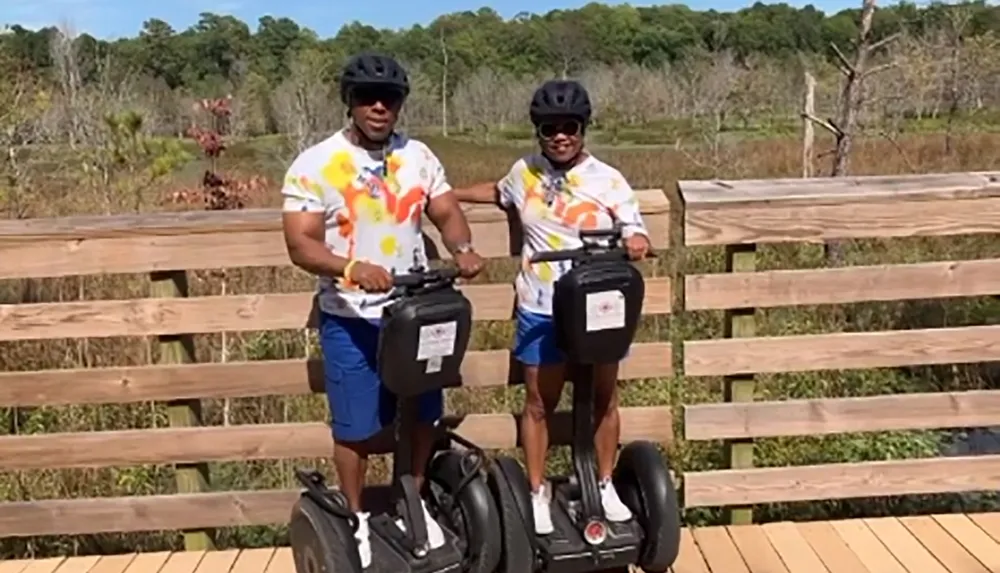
[513,308,566,366]
[319,312,444,442]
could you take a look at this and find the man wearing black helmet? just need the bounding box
[453,79,650,536]
[280,52,484,568]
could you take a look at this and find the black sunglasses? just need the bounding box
[537,120,582,138]
[350,86,405,108]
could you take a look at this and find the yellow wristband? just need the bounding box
[343,259,358,280]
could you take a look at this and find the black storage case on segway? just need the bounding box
[551,259,644,366]
[378,286,473,397]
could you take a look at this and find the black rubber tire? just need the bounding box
[427,450,503,573]
[484,455,537,573]
[612,440,681,573]
[289,495,364,573]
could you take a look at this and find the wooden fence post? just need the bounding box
[724,244,756,525]
[151,270,215,550]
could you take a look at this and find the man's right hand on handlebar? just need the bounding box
[345,260,394,292]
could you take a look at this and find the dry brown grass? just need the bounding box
[1,131,998,558]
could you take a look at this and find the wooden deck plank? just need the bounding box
[192,550,239,573]
[691,526,750,573]
[863,517,949,573]
[87,556,136,573]
[899,516,989,573]
[52,557,101,573]
[120,553,171,573]
[0,562,32,573]
[932,514,1000,572]
[967,513,1000,544]
[829,519,907,573]
[228,549,276,573]
[155,553,204,573]
[670,529,711,573]
[796,521,869,573]
[20,559,66,573]
[726,525,789,573]
[262,549,293,573]
[759,522,828,573]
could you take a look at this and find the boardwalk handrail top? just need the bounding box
[0,188,671,243]
[678,171,1000,208]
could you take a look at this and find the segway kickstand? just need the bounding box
[392,397,430,558]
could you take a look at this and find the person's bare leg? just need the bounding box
[593,361,632,522]
[333,440,370,511]
[521,363,566,490]
[593,362,621,481]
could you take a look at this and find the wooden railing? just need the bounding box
[0,190,674,549]
[0,173,998,552]
[680,172,1000,524]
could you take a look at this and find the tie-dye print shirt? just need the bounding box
[498,153,648,316]
[281,129,452,319]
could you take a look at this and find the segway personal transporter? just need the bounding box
[289,264,502,573]
[486,226,680,573]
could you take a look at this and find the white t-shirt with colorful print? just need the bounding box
[281,129,452,319]
[498,153,648,316]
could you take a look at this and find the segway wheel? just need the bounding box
[612,441,681,573]
[289,495,364,573]
[427,450,502,573]
[484,455,536,573]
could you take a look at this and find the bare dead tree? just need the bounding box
[440,29,449,137]
[802,70,816,178]
[942,5,972,154]
[50,21,84,148]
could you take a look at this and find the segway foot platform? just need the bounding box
[367,515,464,573]
[537,485,643,573]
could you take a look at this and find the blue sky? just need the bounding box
[2,0,890,40]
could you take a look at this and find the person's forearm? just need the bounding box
[437,209,473,254]
[287,238,350,278]
[452,181,498,204]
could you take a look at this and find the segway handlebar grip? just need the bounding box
[392,266,460,288]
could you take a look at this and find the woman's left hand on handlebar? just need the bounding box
[454,251,484,279]
[624,234,650,261]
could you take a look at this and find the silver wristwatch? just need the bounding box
[453,242,475,255]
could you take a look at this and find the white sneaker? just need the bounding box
[531,483,554,535]
[355,512,372,569]
[394,500,446,550]
[599,479,633,522]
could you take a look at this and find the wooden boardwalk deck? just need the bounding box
[4,513,1000,573]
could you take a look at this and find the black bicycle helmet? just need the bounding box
[339,52,410,104]
[529,80,592,125]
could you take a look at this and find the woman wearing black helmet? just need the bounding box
[280,51,483,568]
[454,79,651,536]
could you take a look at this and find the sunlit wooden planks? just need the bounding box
[685,258,1000,311]
[684,390,1000,440]
[0,190,669,279]
[0,406,673,470]
[684,324,1000,376]
[0,341,671,407]
[684,454,1000,507]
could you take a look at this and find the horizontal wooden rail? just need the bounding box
[684,390,1000,440]
[684,324,1000,376]
[679,172,1000,246]
[0,279,673,342]
[0,189,669,279]
[685,258,1000,311]
[0,342,672,407]
[0,490,310,537]
[684,454,1000,507]
[0,406,674,470]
